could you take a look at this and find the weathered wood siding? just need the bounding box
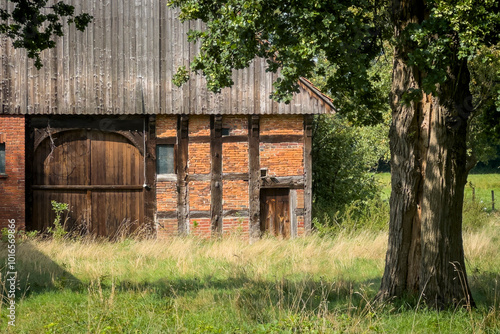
[0,1,332,115]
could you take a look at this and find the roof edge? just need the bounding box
[298,78,336,113]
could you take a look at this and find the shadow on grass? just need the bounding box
[0,241,82,298]
[113,274,384,319]
[469,270,500,307]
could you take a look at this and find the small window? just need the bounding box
[0,143,5,175]
[156,144,175,174]
[221,128,230,136]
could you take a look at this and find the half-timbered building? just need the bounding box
[0,1,333,239]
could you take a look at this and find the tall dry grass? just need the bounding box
[21,230,388,283]
[14,214,498,284]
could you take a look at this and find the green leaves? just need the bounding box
[168,0,390,118]
[312,114,389,216]
[398,0,500,96]
[172,66,191,87]
[0,0,92,69]
[468,45,500,161]
[168,0,499,125]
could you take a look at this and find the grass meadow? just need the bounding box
[0,174,498,333]
[376,173,500,207]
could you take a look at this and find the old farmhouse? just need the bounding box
[0,1,333,239]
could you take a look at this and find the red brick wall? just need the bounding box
[188,115,211,175]
[156,115,177,138]
[223,179,249,238]
[189,180,211,237]
[157,181,177,237]
[260,115,303,135]
[297,216,305,236]
[157,181,177,209]
[296,189,304,209]
[190,218,211,237]
[188,142,211,174]
[157,218,177,238]
[223,217,249,237]
[0,115,25,230]
[260,115,304,177]
[189,115,211,136]
[222,115,247,136]
[154,114,308,238]
[187,116,212,237]
[223,180,248,211]
[189,181,211,211]
[221,116,250,237]
[223,142,248,173]
[260,142,304,176]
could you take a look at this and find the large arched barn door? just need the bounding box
[32,130,145,238]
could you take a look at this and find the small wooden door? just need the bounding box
[32,130,144,238]
[260,188,290,237]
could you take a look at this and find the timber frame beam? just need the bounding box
[248,115,260,240]
[144,115,157,229]
[210,115,223,235]
[303,114,313,233]
[177,115,189,235]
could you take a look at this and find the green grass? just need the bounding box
[465,174,500,209]
[375,172,391,200]
[0,216,499,333]
[375,173,500,209]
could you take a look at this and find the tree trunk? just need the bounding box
[419,55,474,308]
[377,0,475,308]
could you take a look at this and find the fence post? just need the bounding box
[492,190,495,211]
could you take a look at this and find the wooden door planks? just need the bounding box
[31,127,147,238]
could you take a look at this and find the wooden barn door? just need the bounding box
[260,188,290,237]
[32,130,144,238]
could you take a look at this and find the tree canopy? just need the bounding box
[169,0,392,125]
[169,0,499,121]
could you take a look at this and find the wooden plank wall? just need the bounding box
[0,1,330,116]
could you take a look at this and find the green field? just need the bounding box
[376,173,500,210]
[0,174,498,333]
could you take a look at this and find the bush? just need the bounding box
[313,197,389,236]
[312,114,389,230]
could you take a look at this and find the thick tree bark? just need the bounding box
[419,56,474,308]
[377,0,474,308]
